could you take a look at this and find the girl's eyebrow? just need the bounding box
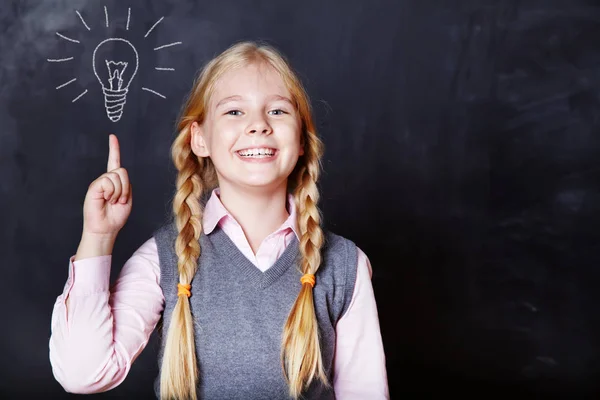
[215,95,242,108]
[215,94,293,108]
[268,94,293,105]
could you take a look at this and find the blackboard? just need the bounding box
[2,0,600,398]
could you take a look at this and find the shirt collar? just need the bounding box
[203,187,300,239]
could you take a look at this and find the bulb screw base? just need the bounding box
[102,87,128,122]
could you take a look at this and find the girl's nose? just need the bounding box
[247,118,272,135]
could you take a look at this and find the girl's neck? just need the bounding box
[217,183,290,255]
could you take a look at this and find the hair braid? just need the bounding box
[159,130,214,400]
[281,129,328,398]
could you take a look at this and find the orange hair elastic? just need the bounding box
[300,274,315,288]
[177,283,191,298]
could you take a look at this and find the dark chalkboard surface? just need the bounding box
[2,0,600,398]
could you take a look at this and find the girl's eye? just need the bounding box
[226,110,242,116]
[268,109,287,116]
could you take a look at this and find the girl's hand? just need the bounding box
[81,134,133,237]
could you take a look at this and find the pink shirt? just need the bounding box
[49,188,389,399]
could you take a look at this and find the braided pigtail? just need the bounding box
[281,127,327,398]
[159,124,217,400]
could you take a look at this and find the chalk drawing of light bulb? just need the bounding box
[47,6,182,122]
[92,38,139,122]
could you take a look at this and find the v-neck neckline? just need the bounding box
[205,226,300,290]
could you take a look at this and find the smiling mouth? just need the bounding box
[236,148,278,158]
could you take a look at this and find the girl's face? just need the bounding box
[191,62,304,192]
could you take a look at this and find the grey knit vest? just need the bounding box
[152,221,358,400]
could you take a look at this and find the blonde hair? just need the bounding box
[160,41,327,399]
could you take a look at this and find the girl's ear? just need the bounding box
[191,121,210,157]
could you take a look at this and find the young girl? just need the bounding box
[49,41,388,399]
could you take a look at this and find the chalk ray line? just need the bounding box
[47,57,74,62]
[72,89,88,103]
[154,42,182,51]
[75,10,91,31]
[56,32,80,43]
[142,87,166,99]
[56,78,77,89]
[144,16,164,38]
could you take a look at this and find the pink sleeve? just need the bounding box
[49,238,164,394]
[333,247,390,399]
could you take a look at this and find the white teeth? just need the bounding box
[238,148,275,157]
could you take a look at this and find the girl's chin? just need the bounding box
[230,173,288,189]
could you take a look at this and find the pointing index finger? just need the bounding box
[107,134,121,172]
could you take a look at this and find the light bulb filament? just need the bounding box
[105,61,128,91]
